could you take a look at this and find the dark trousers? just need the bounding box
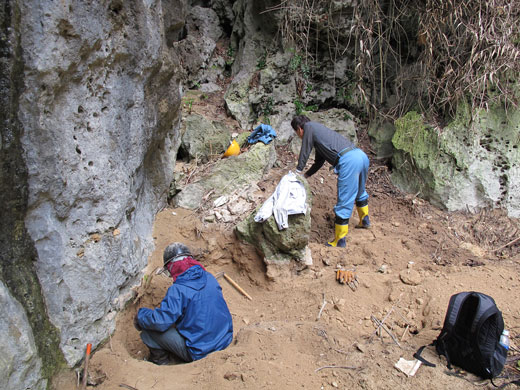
[140,326,193,362]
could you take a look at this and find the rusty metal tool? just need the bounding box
[214,271,253,300]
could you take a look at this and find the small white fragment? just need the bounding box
[213,195,228,207]
[395,358,422,376]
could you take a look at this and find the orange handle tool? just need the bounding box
[81,343,92,389]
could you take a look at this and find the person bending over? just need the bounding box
[291,115,371,247]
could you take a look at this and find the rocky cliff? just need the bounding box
[1,0,186,387]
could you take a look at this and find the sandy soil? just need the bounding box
[53,95,520,390]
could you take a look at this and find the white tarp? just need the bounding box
[254,171,307,230]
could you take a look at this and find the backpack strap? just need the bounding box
[491,378,520,388]
[471,293,502,335]
[473,305,502,335]
[435,292,472,370]
[443,292,471,334]
[413,344,436,367]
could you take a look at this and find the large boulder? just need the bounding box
[172,142,277,209]
[391,108,520,217]
[368,119,396,160]
[235,175,313,274]
[180,113,232,162]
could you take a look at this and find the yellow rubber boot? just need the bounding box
[326,224,349,247]
[356,205,370,229]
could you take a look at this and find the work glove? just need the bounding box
[133,313,142,331]
[336,269,357,285]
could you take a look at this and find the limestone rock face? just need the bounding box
[368,120,396,160]
[224,1,284,128]
[174,5,223,86]
[16,0,184,366]
[391,109,520,217]
[224,0,359,129]
[307,109,358,143]
[0,282,46,390]
[180,113,232,162]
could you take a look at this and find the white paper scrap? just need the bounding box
[395,358,422,377]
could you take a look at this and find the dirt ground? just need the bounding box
[53,93,520,390]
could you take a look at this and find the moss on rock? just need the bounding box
[391,105,520,216]
[234,175,312,264]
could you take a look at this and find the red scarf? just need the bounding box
[166,256,205,282]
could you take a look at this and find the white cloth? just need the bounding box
[254,171,307,230]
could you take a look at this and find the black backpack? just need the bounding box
[416,291,508,379]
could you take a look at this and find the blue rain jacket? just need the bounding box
[138,265,233,360]
[248,123,277,144]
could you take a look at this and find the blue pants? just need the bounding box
[333,148,369,221]
[140,326,193,362]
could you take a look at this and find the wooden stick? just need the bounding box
[494,236,520,252]
[369,307,394,342]
[119,385,139,390]
[315,365,357,372]
[81,343,92,390]
[371,315,401,348]
[223,274,252,300]
[317,293,327,321]
[401,325,410,342]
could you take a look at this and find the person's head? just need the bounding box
[291,115,311,139]
[161,242,191,276]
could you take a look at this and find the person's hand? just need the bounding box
[133,313,142,331]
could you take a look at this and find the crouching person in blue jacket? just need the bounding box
[134,242,233,365]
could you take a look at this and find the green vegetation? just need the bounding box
[337,86,352,103]
[289,53,302,72]
[294,99,304,115]
[294,99,318,115]
[257,51,267,70]
[183,98,194,114]
[261,96,274,124]
[226,45,235,66]
[276,0,520,123]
